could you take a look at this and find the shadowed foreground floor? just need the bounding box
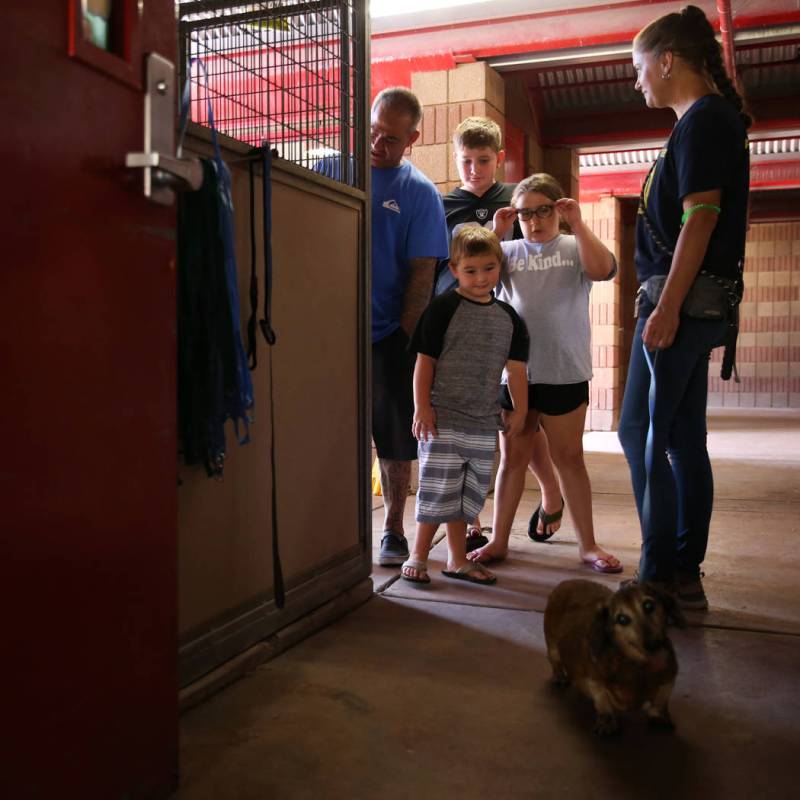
[178,411,800,799]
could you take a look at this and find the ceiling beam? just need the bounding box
[373,4,800,63]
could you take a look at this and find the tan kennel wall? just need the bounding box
[177,129,371,686]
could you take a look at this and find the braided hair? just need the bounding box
[634,5,752,129]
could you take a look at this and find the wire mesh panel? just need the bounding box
[177,1,366,189]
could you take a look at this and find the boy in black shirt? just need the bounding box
[401,226,529,586]
[435,116,522,296]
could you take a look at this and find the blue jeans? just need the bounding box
[618,299,727,583]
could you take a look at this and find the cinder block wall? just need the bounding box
[576,206,800,422]
[410,62,508,194]
[583,198,623,431]
[709,220,800,408]
[409,63,575,198]
[579,214,800,419]
[543,148,580,207]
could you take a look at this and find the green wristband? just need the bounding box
[681,203,721,225]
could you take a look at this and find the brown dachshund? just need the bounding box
[544,579,685,735]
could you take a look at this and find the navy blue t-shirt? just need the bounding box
[636,94,749,283]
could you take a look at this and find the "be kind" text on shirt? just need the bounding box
[507,250,575,272]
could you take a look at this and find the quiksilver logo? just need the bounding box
[383,199,401,213]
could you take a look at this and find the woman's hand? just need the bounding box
[555,198,582,228]
[492,206,517,239]
[412,405,437,442]
[642,303,680,350]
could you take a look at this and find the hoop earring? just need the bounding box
[661,72,671,80]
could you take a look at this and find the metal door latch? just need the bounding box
[126,53,202,205]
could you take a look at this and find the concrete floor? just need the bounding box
[178,411,800,799]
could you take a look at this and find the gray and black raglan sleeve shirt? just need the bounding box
[409,290,529,431]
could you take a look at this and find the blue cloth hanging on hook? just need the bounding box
[177,57,254,478]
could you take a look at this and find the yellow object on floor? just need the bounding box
[371,458,382,496]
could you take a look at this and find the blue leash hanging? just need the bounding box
[259,146,277,348]
[249,144,284,609]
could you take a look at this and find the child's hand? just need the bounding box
[555,198,582,228]
[492,206,517,239]
[412,405,437,442]
[501,408,526,439]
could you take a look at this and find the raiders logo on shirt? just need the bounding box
[476,208,489,221]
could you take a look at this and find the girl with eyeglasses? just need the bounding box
[467,173,623,575]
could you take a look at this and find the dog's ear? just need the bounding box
[588,604,610,660]
[643,582,686,628]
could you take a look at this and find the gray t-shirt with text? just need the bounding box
[497,234,616,385]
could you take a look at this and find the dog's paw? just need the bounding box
[594,713,620,736]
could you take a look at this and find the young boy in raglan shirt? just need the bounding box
[401,226,529,586]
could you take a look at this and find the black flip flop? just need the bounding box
[528,498,564,542]
[441,562,497,585]
[466,525,491,553]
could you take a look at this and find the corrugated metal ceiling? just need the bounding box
[535,42,799,115]
[579,137,800,171]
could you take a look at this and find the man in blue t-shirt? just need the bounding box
[370,87,449,568]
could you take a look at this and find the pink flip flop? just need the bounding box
[583,556,623,574]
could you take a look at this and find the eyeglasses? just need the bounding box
[515,204,555,221]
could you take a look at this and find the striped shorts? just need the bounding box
[415,426,497,524]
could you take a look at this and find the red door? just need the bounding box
[2,3,178,797]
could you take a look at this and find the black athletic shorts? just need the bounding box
[499,380,589,417]
[372,327,418,461]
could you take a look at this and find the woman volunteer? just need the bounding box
[618,5,751,610]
